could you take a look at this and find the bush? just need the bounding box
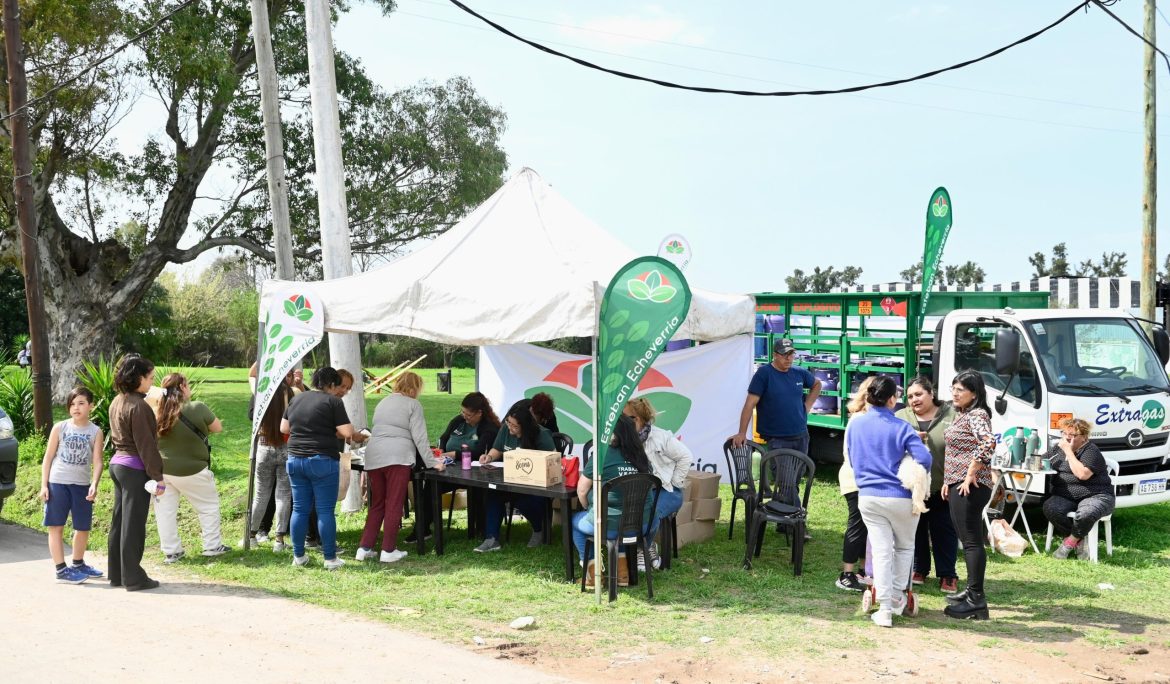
[76,356,117,452]
[0,368,35,440]
[18,432,46,465]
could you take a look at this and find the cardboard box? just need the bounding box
[687,471,721,501]
[675,519,716,548]
[441,490,467,511]
[504,449,563,487]
[675,500,694,524]
[693,497,722,522]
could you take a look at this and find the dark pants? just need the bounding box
[1043,493,1115,539]
[914,491,959,579]
[108,465,152,588]
[841,491,868,565]
[766,432,810,455]
[359,465,412,552]
[948,482,991,593]
[484,493,545,540]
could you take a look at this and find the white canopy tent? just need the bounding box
[258,167,754,342]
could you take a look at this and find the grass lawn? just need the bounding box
[5,366,1170,670]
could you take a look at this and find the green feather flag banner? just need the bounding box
[919,187,953,328]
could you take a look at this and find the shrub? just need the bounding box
[76,356,117,452]
[0,368,35,440]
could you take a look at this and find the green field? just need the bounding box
[5,366,1170,664]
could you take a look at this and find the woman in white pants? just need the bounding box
[844,376,933,627]
[154,373,228,563]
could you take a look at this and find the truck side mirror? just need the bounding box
[995,328,1021,376]
[1154,327,1170,366]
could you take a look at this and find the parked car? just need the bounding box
[0,406,17,516]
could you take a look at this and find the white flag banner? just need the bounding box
[478,335,752,481]
[252,290,324,439]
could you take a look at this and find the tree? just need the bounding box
[0,262,28,356]
[1029,243,1071,278]
[899,260,943,286]
[0,2,508,397]
[944,261,986,286]
[785,265,863,293]
[1076,252,1127,277]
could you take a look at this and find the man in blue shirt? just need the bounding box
[731,339,821,454]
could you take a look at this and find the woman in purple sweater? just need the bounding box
[845,376,933,627]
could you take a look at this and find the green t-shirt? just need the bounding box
[158,401,216,477]
[443,421,479,453]
[582,448,654,532]
[491,425,555,454]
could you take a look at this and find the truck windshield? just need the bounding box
[1028,318,1170,396]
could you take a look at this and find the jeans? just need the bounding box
[766,432,810,455]
[914,491,959,579]
[572,508,620,559]
[948,482,991,593]
[1043,493,1116,539]
[359,465,412,552]
[841,491,868,565]
[648,487,684,535]
[108,465,152,588]
[251,443,290,537]
[858,496,918,612]
[287,455,340,560]
[154,468,225,555]
[483,493,545,540]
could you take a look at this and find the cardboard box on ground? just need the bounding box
[672,471,721,549]
[405,486,467,511]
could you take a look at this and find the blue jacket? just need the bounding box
[846,406,933,499]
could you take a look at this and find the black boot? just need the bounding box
[944,590,989,620]
[945,587,971,605]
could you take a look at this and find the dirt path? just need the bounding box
[0,522,568,683]
[4,520,1168,683]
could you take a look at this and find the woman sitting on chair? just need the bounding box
[572,414,655,586]
[623,397,691,571]
[474,401,556,553]
[1044,417,1115,560]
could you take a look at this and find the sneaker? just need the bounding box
[202,544,231,557]
[163,550,185,564]
[940,577,958,593]
[324,557,345,571]
[1075,538,1090,560]
[474,537,502,553]
[72,562,104,578]
[305,539,321,550]
[527,530,545,548]
[272,540,288,553]
[871,608,893,628]
[911,572,925,585]
[255,531,270,544]
[405,529,432,543]
[648,543,661,570]
[891,594,908,617]
[55,566,89,585]
[836,571,865,592]
[355,547,379,561]
[292,554,310,567]
[1053,537,1078,560]
[380,549,408,563]
[859,573,873,586]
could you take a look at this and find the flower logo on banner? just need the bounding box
[931,195,949,218]
[525,359,692,445]
[283,294,314,321]
[665,240,685,254]
[627,270,678,303]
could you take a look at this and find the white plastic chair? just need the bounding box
[1044,457,1118,563]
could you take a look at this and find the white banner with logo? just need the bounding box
[478,335,752,481]
[252,290,324,439]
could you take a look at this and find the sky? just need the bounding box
[314,0,1170,296]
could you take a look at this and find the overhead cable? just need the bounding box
[445,0,1092,97]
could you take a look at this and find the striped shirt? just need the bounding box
[943,407,995,488]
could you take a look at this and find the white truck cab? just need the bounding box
[935,308,1170,508]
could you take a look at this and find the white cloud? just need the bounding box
[555,5,707,50]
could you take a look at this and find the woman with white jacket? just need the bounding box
[355,372,444,563]
[623,398,693,570]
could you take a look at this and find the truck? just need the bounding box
[752,290,1170,508]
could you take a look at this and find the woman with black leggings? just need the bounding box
[941,370,995,620]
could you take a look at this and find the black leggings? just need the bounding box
[1043,493,1115,539]
[947,482,991,593]
[841,491,868,565]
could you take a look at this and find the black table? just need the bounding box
[415,466,578,581]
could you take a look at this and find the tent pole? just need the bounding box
[591,282,602,603]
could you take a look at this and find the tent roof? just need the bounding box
[259,168,754,344]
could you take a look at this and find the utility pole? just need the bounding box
[3,0,53,434]
[303,0,366,427]
[1142,0,1158,331]
[250,0,295,281]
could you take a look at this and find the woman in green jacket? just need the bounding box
[895,376,959,593]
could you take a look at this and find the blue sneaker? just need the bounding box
[55,566,89,585]
[73,562,104,578]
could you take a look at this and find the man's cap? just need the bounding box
[773,340,797,355]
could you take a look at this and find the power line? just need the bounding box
[1,0,200,123]
[396,8,1151,136]
[1091,0,1170,73]
[407,0,1149,117]
[445,0,1091,97]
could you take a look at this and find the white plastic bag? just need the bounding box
[990,519,1026,557]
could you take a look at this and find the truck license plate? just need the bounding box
[1138,479,1167,495]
